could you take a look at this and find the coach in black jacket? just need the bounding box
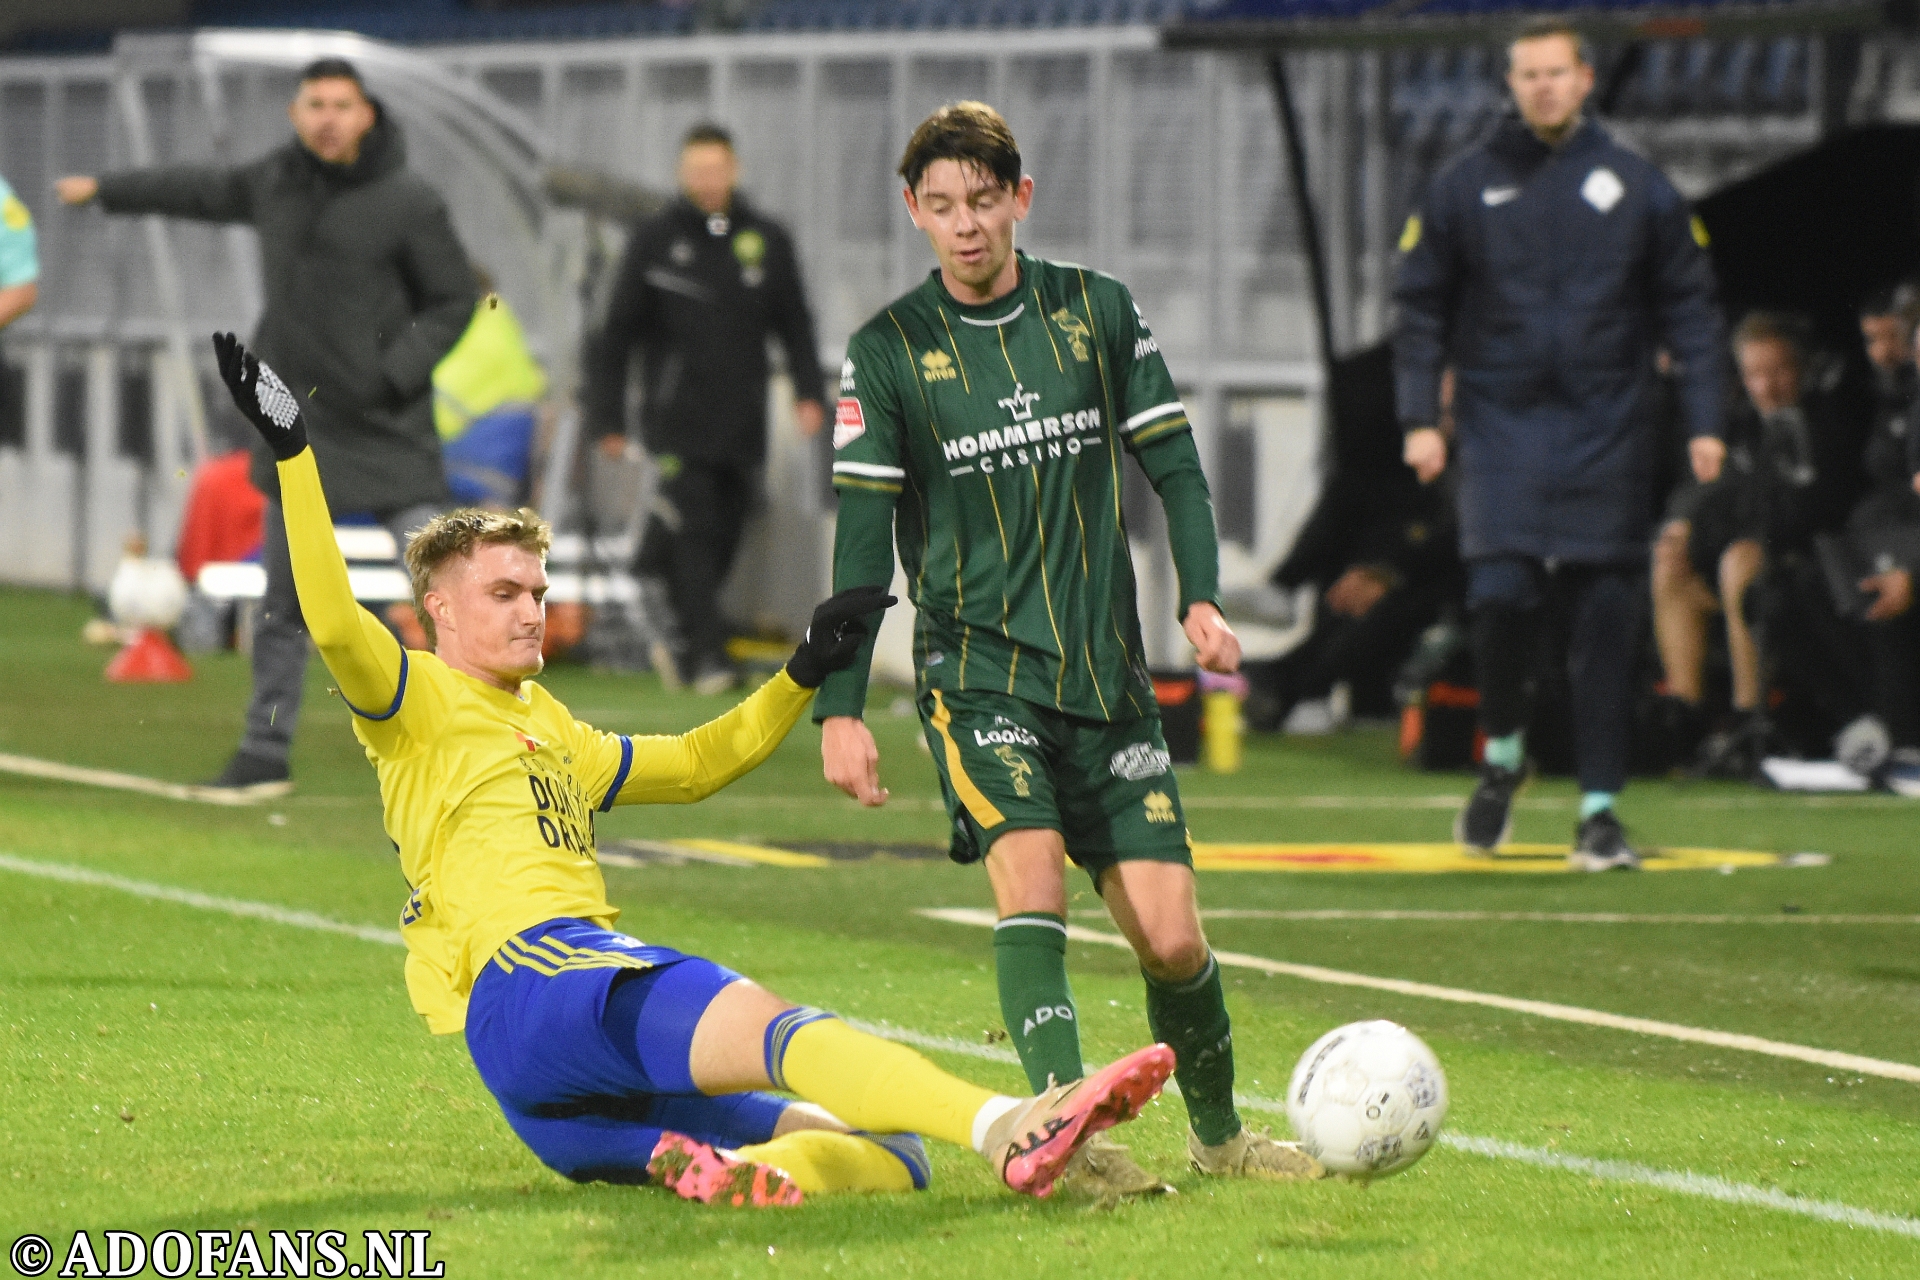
[585,124,825,693]
[1393,21,1725,869]
[59,58,475,795]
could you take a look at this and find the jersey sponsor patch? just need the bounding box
[972,720,1040,749]
[834,397,866,449]
[1582,167,1625,213]
[1110,742,1172,782]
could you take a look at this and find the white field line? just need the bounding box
[3,853,1916,1237]
[0,752,262,806]
[1178,909,1920,926]
[8,748,1906,816]
[846,1022,1920,1240]
[0,853,406,947]
[919,907,1920,1085]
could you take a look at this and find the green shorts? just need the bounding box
[919,687,1192,882]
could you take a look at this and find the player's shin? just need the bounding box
[731,1131,923,1194]
[1144,953,1243,1146]
[765,1010,1012,1153]
[994,912,1085,1090]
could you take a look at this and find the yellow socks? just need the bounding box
[732,1132,916,1194]
[767,1011,1000,1150]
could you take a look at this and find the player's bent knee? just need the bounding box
[1137,933,1209,983]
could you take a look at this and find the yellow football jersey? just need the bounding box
[275,450,811,1034]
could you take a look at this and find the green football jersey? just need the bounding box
[822,253,1202,723]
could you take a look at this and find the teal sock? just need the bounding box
[1580,791,1615,820]
[1144,954,1242,1147]
[993,913,1083,1092]
[1484,732,1524,771]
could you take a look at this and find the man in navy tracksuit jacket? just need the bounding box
[1394,21,1725,869]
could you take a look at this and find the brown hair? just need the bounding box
[403,508,552,647]
[897,101,1021,194]
[1508,19,1591,68]
[1731,311,1805,366]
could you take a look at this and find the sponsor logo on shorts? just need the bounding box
[1144,790,1177,824]
[973,723,1039,749]
[1109,742,1171,781]
[994,744,1033,798]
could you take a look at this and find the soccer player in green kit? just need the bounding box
[818,102,1325,1197]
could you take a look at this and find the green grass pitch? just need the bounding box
[4,584,1919,1277]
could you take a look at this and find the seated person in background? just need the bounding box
[1652,312,1849,775]
[1244,460,1461,734]
[1838,296,1920,769]
[434,265,548,509]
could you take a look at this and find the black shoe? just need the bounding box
[1690,712,1776,781]
[194,750,292,800]
[1453,763,1524,852]
[1569,808,1640,871]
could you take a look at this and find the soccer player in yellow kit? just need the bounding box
[210,332,1173,1207]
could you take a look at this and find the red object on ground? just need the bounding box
[105,628,193,683]
[175,449,267,584]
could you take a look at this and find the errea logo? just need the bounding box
[921,349,957,382]
[1144,790,1177,823]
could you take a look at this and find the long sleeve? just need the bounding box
[380,197,477,402]
[584,224,658,440]
[765,225,825,405]
[1650,181,1726,442]
[612,669,813,804]
[1133,429,1220,618]
[277,448,408,721]
[96,165,253,223]
[814,487,899,721]
[1391,184,1458,430]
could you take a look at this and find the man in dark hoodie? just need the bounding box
[585,123,825,695]
[58,58,475,796]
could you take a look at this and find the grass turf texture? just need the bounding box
[4,584,1919,1277]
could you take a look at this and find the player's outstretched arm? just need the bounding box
[211,333,405,717]
[612,587,895,805]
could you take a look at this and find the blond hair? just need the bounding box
[403,507,552,647]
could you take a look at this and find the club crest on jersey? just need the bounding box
[920,349,958,382]
[997,383,1041,422]
[834,397,866,449]
[1051,308,1092,362]
[515,732,543,754]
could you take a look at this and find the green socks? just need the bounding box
[994,913,1084,1092]
[1145,953,1242,1147]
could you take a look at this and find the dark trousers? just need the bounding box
[239,499,441,764]
[1866,609,1920,749]
[635,459,758,666]
[1467,555,1646,794]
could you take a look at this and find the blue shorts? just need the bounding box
[464,919,790,1184]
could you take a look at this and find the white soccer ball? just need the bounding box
[108,553,188,630]
[1287,1019,1448,1179]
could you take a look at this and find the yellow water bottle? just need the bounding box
[1202,676,1246,774]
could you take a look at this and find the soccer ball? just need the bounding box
[1286,1020,1448,1179]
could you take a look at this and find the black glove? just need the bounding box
[785,584,897,689]
[212,331,309,462]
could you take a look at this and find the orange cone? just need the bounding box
[105,628,193,683]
